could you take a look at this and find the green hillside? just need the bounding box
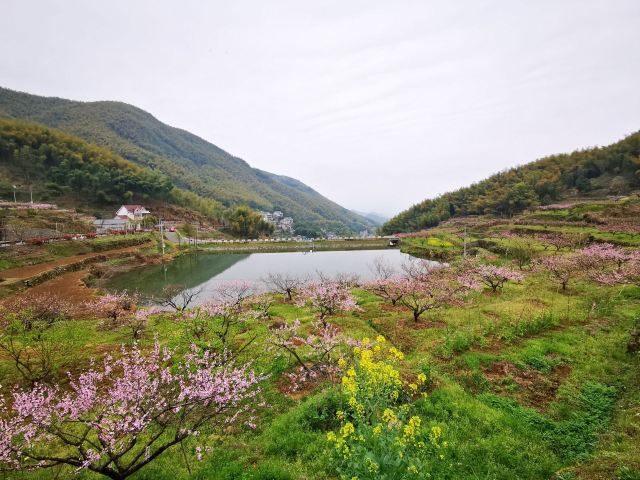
[0,118,223,219]
[382,131,640,234]
[0,87,373,236]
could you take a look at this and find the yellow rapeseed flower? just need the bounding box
[341,422,355,438]
[366,458,379,473]
[403,416,422,439]
[382,408,396,424]
[389,347,405,360]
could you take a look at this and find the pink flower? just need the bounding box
[295,280,360,322]
[0,340,266,476]
[460,264,524,292]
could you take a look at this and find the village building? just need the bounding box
[115,205,151,221]
[94,205,152,233]
[260,210,295,235]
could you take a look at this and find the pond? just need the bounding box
[106,248,419,305]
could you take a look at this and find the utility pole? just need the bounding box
[29,186,33,204]
[463,225,467,258]
[159,219,165,255]
[12,185,17,203]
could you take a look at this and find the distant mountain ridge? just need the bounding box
[382,131,640,234]
[0,87,373,236]
[352,211,389,226]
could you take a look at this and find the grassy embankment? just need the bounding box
[193,238,392,254]
[0,234,157,272]
[2,198,639,480]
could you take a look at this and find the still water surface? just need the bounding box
[107,249,414,305]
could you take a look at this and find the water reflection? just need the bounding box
[107,249,414,306]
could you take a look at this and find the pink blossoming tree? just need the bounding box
[178,281,257,353]
[181,300,250,353]
[295,280,359,325]
[0,295,78,386]
[591,254,640,287]
[536,254,585,291]
[579,243,635,271]
[267,319,342,391]
[0,341,266,479]
[264,273,306,301]
[88,292,138,326]
[366,257,405,305]
[0,293,73,331]
[460,264,524,292]
[535,232,575,252]
[397,268,470,322]
[87,293,164,341]
[366,278,406,306]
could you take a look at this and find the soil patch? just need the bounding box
[276,366,337,400]
[482,310,501,321]
[0,243,150,282]
[397,318,447,330]
[8,270,98,317]
[527,298,549,308]
[370,318,418,351]
[380,303,409,313]
[482,360,571,411]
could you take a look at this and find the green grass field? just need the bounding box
[1,198,639,480]
[2,266,638,479]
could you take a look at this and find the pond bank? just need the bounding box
[0,241,157,298]
[182,238,393,254]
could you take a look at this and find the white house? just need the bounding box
[115,205,151,221]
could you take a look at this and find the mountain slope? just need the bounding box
[382,131,640,234]
[0,118,226,220]
[0,87,373,236]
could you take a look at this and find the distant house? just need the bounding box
[260,210,295,235]
[115,205,151,221]
[93,205,151,233]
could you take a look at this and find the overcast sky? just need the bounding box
[1,1,639,216]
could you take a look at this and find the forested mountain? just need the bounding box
[382,131,640,234]
[0,119,223,218]
[0,87,373,236]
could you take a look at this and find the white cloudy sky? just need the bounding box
[1,0,639,216]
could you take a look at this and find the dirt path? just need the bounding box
[13,270,100,315]
[0,244,148,282]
